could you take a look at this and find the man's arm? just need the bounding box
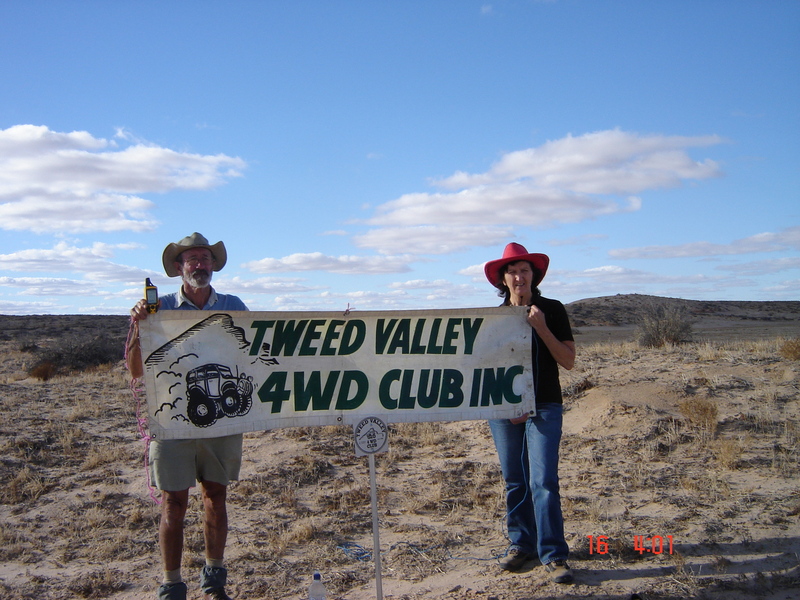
[126,299,153,379]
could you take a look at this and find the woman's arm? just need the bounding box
[527,305,576,370]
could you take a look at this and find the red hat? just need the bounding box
[484,242,550,287]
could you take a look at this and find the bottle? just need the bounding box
[308,571,327,600]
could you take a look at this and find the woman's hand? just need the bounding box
[526,305,576,370]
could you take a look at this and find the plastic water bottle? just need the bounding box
[308,571,327,600]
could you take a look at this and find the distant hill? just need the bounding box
[0,295,797,348]
[566,293,800,327]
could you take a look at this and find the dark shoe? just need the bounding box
[200,566,231,599]
[545,559,574,583]
[157,582,187,600]
[499,547,537,571]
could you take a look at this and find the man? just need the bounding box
[128,232,247,600]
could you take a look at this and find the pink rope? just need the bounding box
[125,317,161,505]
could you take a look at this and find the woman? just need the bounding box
[484,242,575,583]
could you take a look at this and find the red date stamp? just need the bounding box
[587,534,674,555]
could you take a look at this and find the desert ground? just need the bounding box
[0,295,798,600]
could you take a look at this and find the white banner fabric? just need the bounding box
[139,307,533,440]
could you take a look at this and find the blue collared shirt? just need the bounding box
[159,285,248,311]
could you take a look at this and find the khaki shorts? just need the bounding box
[149,434,243,491]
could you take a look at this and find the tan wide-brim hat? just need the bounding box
[161,232,228,277]
[484,242,549,288]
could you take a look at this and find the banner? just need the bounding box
[139,307,533,440]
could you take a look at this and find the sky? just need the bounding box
[0,0,798,315]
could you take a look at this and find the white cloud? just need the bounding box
[0,241,162,283]
[243,252,416,275]
[0,299,61,315]
[355,224,513,255]
[567,264,724,287]
[433,129,723,194]
[715,256,800,275]
[388,279,481,304]
[358,129,722,255]
[0,276,99,296]
[388,279,453,290]
[609,226,800,259]
[220,276,317,295]
[0,124,246,233]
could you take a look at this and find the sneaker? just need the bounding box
[545,560,573,583]
[157,582,187,600]
[200,566,231,600]
[499,547,537,572]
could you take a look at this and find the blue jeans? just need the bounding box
[489,403,568,565]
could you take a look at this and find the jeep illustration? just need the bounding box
[185,363,254,427]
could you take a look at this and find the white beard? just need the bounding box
[184,269,212,289]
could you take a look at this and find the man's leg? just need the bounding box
[199,481,232,598]
[201,480,228,560]
[160,489,190,570]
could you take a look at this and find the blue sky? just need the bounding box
[1,0,798,315]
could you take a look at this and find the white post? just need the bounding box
[369,452,384,600]
[353,417,389,600]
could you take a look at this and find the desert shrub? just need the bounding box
[29,361,56,381]
[635,301,693,347]
[678,397,718,441]
[28,334,123,379]
[18,341,38,352]
[66,568,127,597]
[778,338,800,360]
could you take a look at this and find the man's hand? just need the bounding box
[131,298,158,322]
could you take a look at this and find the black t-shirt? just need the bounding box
[528,296,573,406]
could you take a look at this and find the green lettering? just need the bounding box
[294,371,339,411]
[442,318,460,354]
[336,371,368,410]
[387,319,411,354]
[398,369,416,409]
[480,367,505,406]
[417,369,441,409]
[320,320,344,356]
[427,318,443,354]
[462,318,483,355]
[299,319,326,356]
[249,320,275,356]
[379,369,401,409]
[272,320,308,356]
[257,371,290,413]
[375,319,398,354]
[340,320,366,355]
[503,365,524,404]
[469,368,481,407]
[439,369,463,407]
[410,319,426,354]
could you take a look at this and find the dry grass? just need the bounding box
[678,397,719,442]
[0,310,798,599]
[778,337,800,360]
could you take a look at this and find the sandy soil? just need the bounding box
[0,299,798,599]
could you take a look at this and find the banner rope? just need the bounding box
[125,317,161,505]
